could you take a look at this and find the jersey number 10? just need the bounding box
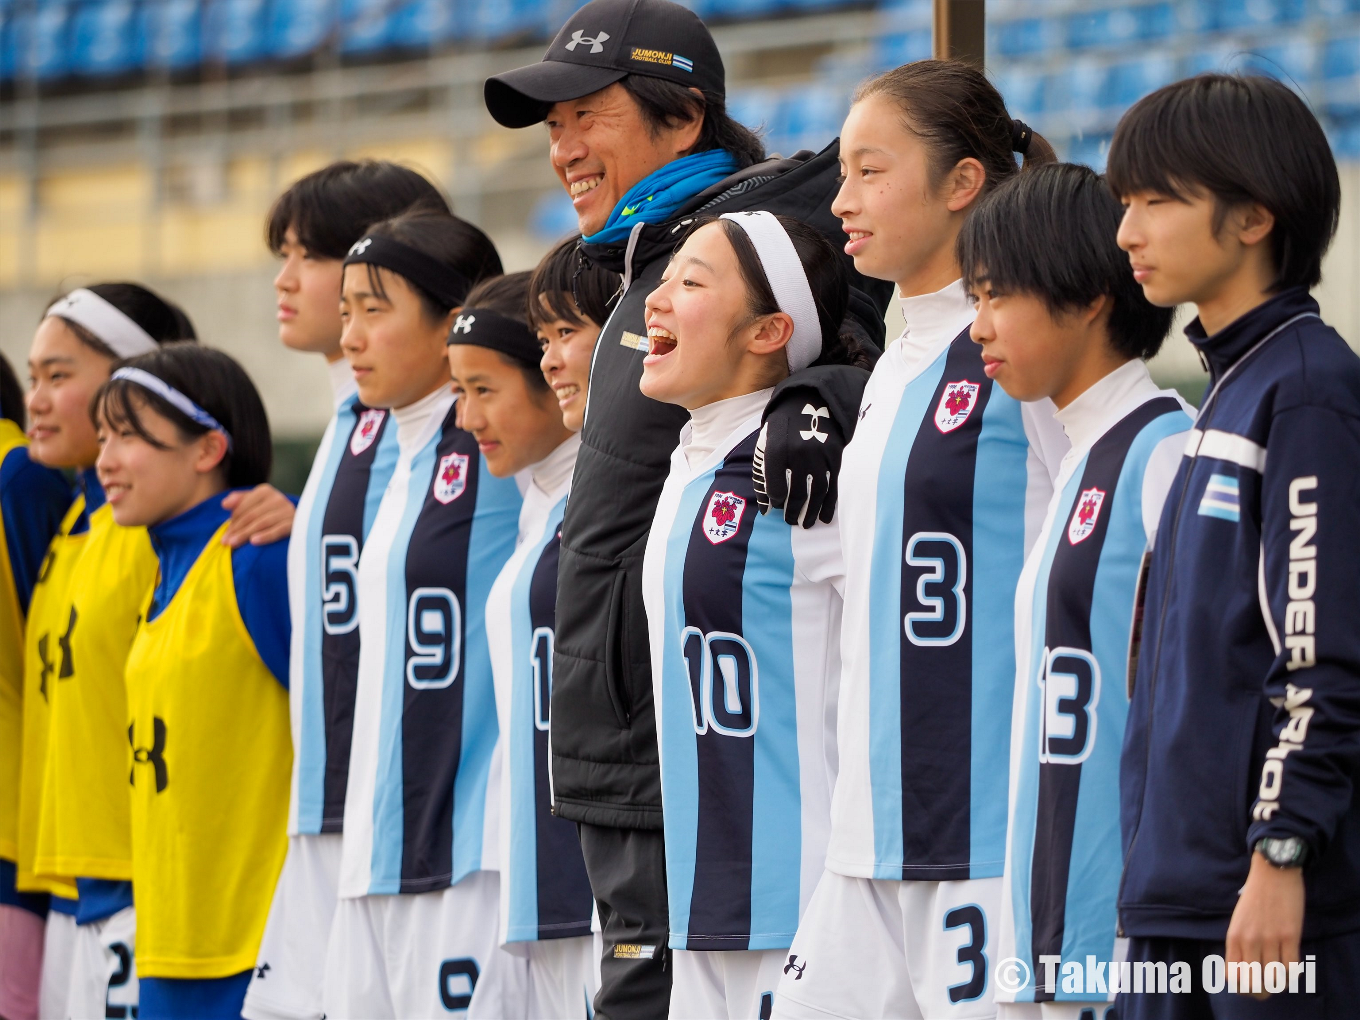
[682,628,760,738]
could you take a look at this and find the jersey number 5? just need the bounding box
[904,532,967,647]
[322,535,360,635]
[407,587,462,689]
[1038,647,1101,764]
[682,628,760,737]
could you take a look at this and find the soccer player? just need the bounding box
[1111,75,1360,1017]
[640,212,864,1019]
[530,235,619,434]
[323,215,523,1019]
[0,351,70,1020]
[19,284,198,1020]
[244,162,494,1020]
[93,343,291,1020]
[448,270,606,1018]
[773,61,1068,1020]
[958,163,1190,1017]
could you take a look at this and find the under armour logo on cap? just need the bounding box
[565,29,609,52]
[800,404,829,443]
[348,237,373,256]
[452,314,476,334]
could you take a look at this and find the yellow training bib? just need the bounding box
[125,522,291,978]
[16,495,85,897]
[0,420,32,862]
[34,503,155,882]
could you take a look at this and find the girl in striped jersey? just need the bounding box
[640,212,869,1019]
[0,352,70,1020]
[775,63,1068,1020]
[961,166,1189,1018]
[448,260,615,1019]
[92,344,292,1020]
[245,163,498,1020]
[17,285,207,1020]
[324,216,523,1019]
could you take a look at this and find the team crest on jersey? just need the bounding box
[1068,487,1107,544]
[703,491,746,545]
[433,452,469,504]
[350,409,386,456]
[934,381,980,433]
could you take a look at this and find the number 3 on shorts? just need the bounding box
[943,904,987,1004]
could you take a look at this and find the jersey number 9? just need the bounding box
[407,587,462,689]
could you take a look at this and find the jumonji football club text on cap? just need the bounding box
[484,0,725,128]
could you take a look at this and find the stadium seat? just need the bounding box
[139,0,201,70]
[874,28,930,70]
[1216,0,1305,30]
[992,15,1062,59]
[268,0,337,60]
[1322,33,1360,116]
[10,0,73,80]
[1066,6,1142,51]
[338,0,392,54]
[467,0,546,42]
[70,0,141,76]
[203,0,270,64]
[389,1,463,50]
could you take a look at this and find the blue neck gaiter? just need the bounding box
[582,149,740,248]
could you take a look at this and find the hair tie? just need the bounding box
[111,367,233,450]
[45,289,160,360]
[446,307,542,369]
[344,235,473,312]
[1011,118,1033,156]
[718,211,822,374]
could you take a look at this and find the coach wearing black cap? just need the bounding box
[487,3,892,1016]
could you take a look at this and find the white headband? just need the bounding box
[111,367,233,451]
[720,211,822,373]
[45,289,159,360]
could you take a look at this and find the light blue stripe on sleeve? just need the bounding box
[661,469,719,947]
[746,511,801,949]
[868,349,949,876]
[370,443,437,893]
[296,402,353,835]
[968,389,1029,877]
[452,463,522,884]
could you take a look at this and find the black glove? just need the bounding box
[754,365,870,527]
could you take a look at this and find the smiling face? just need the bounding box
[546,83,704,237]
[25,317,115,469]
[832,93,986,296]
[640,221,792,410]
[447,345,572,478]
[536,301,600,432]
[340,264,454,410]
[275,226,345,358]
[96,394,229,527]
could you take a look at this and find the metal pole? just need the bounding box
[933,0,985,69]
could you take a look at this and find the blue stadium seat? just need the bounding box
[1066,132,1112,171]
[1322,34,1360,116]
[1138,2,1177,41]
[727,86,778,145]
[11,1,73,80]
[1216,0,1305,30]
[530,189,580,242]
[466,0,544,42]
[268,0,336,59]
[70,0,141,76]
[993,65,1046,119]
[874,28,930,70]
[0,0,16,81]
[992,16,1062,60]
[203,0,270,63]
[389,1,462,49]
[1100,54,1177,111]
[338,0,392,54]
[1246,36,1315,84]
[140,0,201,70]
[1067,6,1142,51]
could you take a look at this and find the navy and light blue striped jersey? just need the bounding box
[828,283,1067,881]
[643,400,843,951]
[287,392,398,836]
[339,389,521,897]
[997,362,1191,1002]
[487,436,594,945]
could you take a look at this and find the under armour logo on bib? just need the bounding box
[565,29,609,52]
[800,403,830,443]
[452,314,475,335]
[130,716,169,792]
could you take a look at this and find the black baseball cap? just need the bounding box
[485,0,725,129]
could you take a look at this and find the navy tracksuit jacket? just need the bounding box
[1119,288,1360,941]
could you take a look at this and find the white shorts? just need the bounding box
[39,910,76,1020]
[66,906,137,1020]
[671,948,786,1020]
[469,934,600,1020]
[243,833,342,1020]
[772,871,1003,1020]
[321,871,520,1020]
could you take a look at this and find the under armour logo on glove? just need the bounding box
[452,314,475,335]
[564,29,609,52]
[800,403,830,443]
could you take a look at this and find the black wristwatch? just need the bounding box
[1255,836,1309,868]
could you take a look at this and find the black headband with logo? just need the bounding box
[445,307,543,368]
[343,235,472,312]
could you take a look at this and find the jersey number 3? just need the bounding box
[904,532,966,647]
[1038,647,1101,764]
